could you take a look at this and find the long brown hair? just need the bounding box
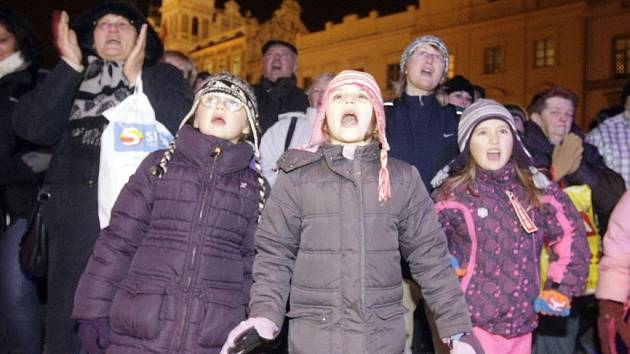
[438,158,542,209]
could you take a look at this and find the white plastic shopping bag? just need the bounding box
[98,75,173,228]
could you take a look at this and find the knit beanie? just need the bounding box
[400,35,449,77]
[304,70,392,203]
[444,75,474,99]
[152,73,266,216]
[431,98,550,189]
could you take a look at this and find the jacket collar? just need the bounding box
[260,75,298,91]
[400,92,438,107]
[175,125,253,174]
[278,143,380,173]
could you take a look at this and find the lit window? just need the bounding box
[386,64,401,90]
[181,15,189,32]
[218,58,226,72]
[448,54,456,78]
[534,39,555,68]
[614,36,630,77]
[232,55,241,75]
[484,46,503,74]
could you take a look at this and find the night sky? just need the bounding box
[4,0,417,68]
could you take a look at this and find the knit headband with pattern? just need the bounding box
[152,73,266,218]
[400,35,449,77]
[431,98,550,189]
[304,70,391,203]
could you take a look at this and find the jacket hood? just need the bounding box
[72,2,163,66]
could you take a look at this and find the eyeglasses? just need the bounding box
[200,96,244,112]
[94,20,134,32]
[412,49,444,63]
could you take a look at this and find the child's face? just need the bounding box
[194,94,250,143]
[325,84,375,146]
[469,119,514,171]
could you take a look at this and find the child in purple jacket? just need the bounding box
[431,99,590,354]
[71,73,266,353]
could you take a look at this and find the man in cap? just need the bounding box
[253,39,309,134]
[385,34,461,354]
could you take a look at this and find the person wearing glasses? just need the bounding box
[11,3,192,352]
[253,39,308,134]
[72,73,265,354]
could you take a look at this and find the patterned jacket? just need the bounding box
[433,163,590,337]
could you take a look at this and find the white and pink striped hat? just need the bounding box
[304,70,391,203]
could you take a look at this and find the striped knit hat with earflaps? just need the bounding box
[151,72,267,218]
[431,98,550,189]
[303,70,392,203]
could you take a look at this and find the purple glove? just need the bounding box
[449,333,485,354]
[78,318,110,354]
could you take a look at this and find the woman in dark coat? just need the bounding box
[11,3,193,352]
[0,8,48,354]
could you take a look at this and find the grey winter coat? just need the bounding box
[72,126,260,353]
[249,143,472,354]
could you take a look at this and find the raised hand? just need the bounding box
[53,10,82,69]
[551,133,583,181]
[123,24,147,85]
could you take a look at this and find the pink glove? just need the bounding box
[219,317,278,354]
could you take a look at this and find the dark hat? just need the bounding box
[444,75,474,99]
[622,80,630,106]
[72,2,163,66]
[261,39,297,56]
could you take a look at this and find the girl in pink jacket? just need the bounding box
[597,190,630,354]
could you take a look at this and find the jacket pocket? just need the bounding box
[286,305,332,353]
[369,303,406,353]
[197,290,245,347]
[109,275,169,340]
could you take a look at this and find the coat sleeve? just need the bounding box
[434,201,472,270]
[399,167,472,338]
[596,191,630,304]
[248,171,301,328]
[12,60,83,145]
[540,183,591,297]
[142,63,193,135]
[71,152,159,320]
[241,209,258,310]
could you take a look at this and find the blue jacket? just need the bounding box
[385,93,459,193]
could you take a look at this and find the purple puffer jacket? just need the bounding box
[72,125,260,353]
[433,163,590,338]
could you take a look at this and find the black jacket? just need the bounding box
[253,75,308,134]
[385,93,460,193]
[0,66,47,219]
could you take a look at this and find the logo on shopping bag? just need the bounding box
[114,122,163,152]
[119,127,144,146]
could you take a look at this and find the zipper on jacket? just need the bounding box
[174,146,222,351]
[353,156,367,317]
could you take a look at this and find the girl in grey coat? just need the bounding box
[221,70,483,354]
